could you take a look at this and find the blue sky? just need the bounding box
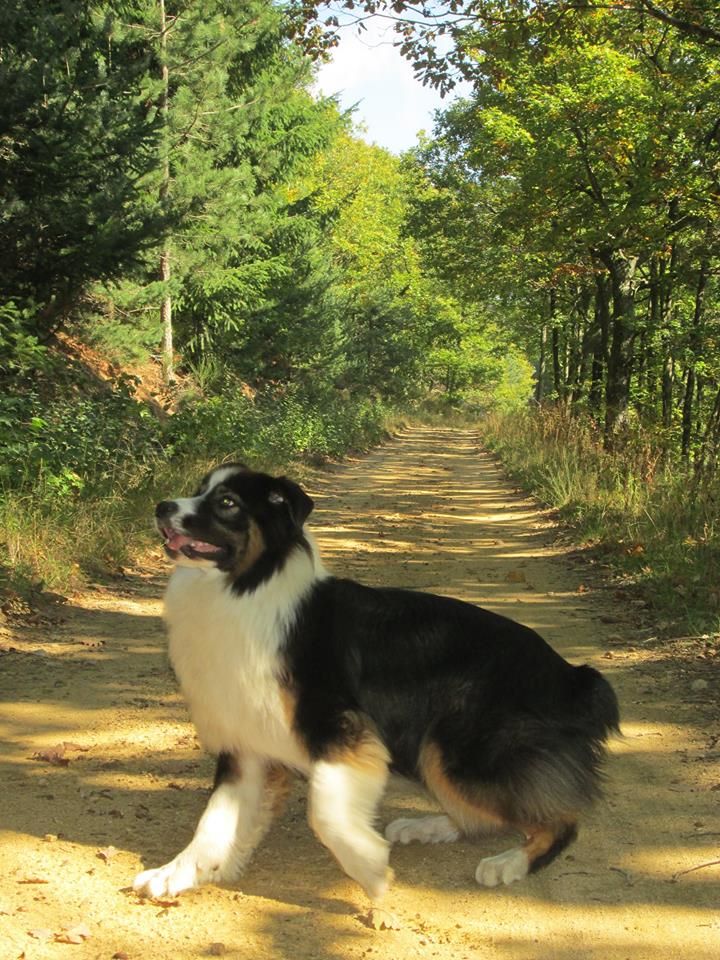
[314,17,460,154]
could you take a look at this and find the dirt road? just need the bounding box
[1,425,718,959]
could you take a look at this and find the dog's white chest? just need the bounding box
[163,567,308,770]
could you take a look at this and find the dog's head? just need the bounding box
[155,463,314,589]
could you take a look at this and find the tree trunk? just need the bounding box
[694,385,720,479]
[159,0,175,386]
[571,287,593,409]
[548,289,564,403]
[535,323,548,403]
[681,261,709,461]
[589,272,610,418]
[602,252,639,446]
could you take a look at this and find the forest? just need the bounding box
[2,0,719,633]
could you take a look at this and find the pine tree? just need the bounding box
[0,1,164,333]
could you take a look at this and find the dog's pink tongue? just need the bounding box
[165,532,217,553]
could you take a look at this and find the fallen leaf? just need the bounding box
[27,928,53,941]
[61,741,90,752]
[112,953,130,960]
[97,845,117,863]
[18,877,49,885]
[55,923,92,944]
[31,745,70,766]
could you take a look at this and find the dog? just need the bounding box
[133,462,619,903]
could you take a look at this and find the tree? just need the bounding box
[0,1,164,334]
[404,6,720,448]
[107,0,342,385]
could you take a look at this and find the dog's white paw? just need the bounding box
[346,831,393,901]
[133,846,231,899]
[385,815,460,845]
[475,848,529,887]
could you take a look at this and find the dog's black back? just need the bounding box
[287,578,619,828]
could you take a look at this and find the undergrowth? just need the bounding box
[481,407,720,639]
[0,380,390,595]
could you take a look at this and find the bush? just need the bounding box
[167,386,388,467]
[1,378,391,593]
[0,380,164,492]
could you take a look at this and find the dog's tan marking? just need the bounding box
[231,520,266,577]
[279,685,297,728]
[419,741,507,836]
[264,762,292,816]
[326,712,391,774]
[520,818,577,866]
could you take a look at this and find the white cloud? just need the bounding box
[313,18,447,154]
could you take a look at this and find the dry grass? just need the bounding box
[481,407,720,636]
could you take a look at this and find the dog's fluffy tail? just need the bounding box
[496,665,620,824]
[577,663,621,738]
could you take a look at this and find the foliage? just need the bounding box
[0,366,391,591]
[0,303,47,373]
[401,4,720,459]
[1,0,491,598]
[0,381,163,492]
[10,0,720,622]
[294,2,720,91]
[168,383,388,464]
[0,0,164,329]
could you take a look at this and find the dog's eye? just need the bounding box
[217,495,239,511]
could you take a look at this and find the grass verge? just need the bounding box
[481,407,720,644]
[1,390,392,598]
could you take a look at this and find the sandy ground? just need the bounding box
[1,425,718,960]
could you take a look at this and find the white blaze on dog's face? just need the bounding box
[155,462,314,587]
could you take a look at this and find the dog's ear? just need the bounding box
[269,477,314,527]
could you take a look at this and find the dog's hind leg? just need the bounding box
[134,753,288,898]
[308,734,392,901]
[385,814,461,845]
[475,820,578,887]
[419,740,581,886]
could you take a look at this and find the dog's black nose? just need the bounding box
[156,500,179,521]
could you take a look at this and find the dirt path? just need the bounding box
[1,425,718,960]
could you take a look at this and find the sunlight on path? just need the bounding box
[1,426,717,959]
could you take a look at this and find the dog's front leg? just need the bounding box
[134,753,287,899]
[308,748,391,902]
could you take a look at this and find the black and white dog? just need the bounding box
[133,463,619,903]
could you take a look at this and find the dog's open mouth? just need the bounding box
[161,528,228,561]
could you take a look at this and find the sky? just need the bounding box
[313,17,460,154]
